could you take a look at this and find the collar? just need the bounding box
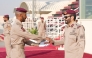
[15,19,23,27]
[4,20,10,24]
[6,20,9,23]
[66,22,76,28]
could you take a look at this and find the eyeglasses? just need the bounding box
[64,16,71,19]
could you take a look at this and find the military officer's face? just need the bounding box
[3,17,8,22]
[41,19,44,22]
[64,14,71,24]
[21,13,27,22]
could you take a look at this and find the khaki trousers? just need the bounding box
[4,34,11,58]
[65,49,84,58]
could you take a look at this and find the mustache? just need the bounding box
[4,20,6,22]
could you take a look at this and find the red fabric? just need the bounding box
[54,36,60,40]
[66,9,76,14]
[75,8,79,13]
[21,27,25,32]
[16,7,27,13]
[0,46,92,58]
[3,15,9,18]
[0,34,4,40]
[40,17,44,19]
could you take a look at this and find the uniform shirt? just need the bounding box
[54,22,85,52]
[64,22,85,52]
[38,21,46,32]
[10,19,42,45]
[3,20,11,35]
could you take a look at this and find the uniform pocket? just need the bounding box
[69,35,77,42]
[69,32,77,35]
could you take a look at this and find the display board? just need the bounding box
[46,17,66,40]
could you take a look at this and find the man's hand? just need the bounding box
[45,37,54,44]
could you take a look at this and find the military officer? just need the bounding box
[3,15,11,58]
[37,17,46,38]
[10,7,52,58]
[53,9,85,58]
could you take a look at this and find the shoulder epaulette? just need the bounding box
[76,24,85,30]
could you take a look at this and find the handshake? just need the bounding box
[45,37,54,44]
[28,37,54,47]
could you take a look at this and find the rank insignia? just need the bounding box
[80,34,84,39]
[77,26,81,29]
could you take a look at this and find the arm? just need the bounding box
[78,25,85,49]
[23,39,33,46]
[7,23,11,31]
[53,38,64,45]
[13,26,42,40]
[53,34,65,45]
[3,23,11,35]
[77,25,85,57]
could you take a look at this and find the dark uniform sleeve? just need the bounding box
[23,39,33,46]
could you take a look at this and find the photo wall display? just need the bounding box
[46,17,66,40]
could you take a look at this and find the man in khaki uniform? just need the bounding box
[53,10,85,58]
[3,15,11,58]
[37,17,46,38]
[10,7,52,58]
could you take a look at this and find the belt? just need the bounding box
[11,44,24,49]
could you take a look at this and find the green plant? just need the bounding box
[28,28,38,35]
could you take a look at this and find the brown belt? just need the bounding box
[11,44,24,49]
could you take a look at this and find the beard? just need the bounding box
[63,13,66,15]
[21,16,26,22]
[4,20,6,22]
[22,19,25,22]
[65,19,71,24]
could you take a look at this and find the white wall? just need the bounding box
[0,16,4,29]
[78,19,92,54]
